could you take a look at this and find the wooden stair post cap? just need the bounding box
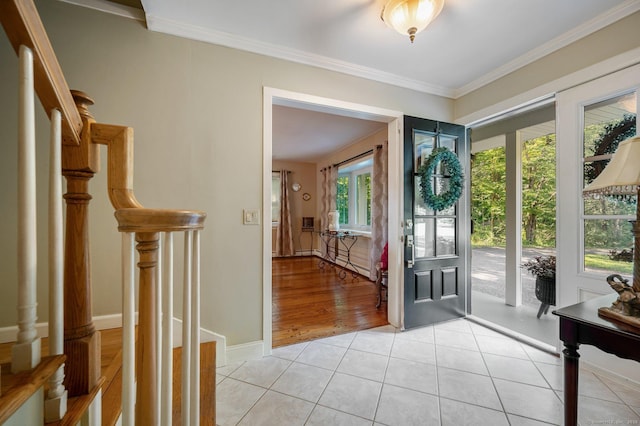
[114,208,206,233]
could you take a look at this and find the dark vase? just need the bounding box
[535,276,556,318]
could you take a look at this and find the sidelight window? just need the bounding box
[581,92,637,275]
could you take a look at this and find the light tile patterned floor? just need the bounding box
[216,319,640,425]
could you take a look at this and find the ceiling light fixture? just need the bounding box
[381,0,444,43]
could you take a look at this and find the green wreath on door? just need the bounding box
[417,147,464,211]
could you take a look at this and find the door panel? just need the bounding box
[404,116,468,329]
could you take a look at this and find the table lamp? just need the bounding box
[583,135,640,330]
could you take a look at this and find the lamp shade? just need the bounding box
[381,0,444,43]
[583,135,640,197]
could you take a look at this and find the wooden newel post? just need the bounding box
[62,91,101,396]
[135,231,159,425]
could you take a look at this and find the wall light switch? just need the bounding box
[243,209,260,225]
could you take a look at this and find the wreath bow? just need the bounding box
[418,147,464,211]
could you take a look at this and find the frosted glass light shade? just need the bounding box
[381,0,444,43]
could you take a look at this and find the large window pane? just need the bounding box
[336,156,372,230]
[584,219,634,275]
[582,91,636,275]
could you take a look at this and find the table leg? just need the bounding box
[563,343,580,426]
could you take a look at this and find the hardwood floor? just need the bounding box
[272,256,388,348]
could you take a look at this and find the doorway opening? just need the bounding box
[469,103,558,347]
[262,88,403,355]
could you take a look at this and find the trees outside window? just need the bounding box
[337,157,372,230]
[582,94,636,274]
[471,147,506,246]
[471,134,556,249]
[522,135,556,247]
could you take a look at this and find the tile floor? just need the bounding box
[216,319,640,425]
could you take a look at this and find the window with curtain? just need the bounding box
[272,171,281,224]
[337,156,372,230]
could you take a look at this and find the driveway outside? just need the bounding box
[471,246,556,308]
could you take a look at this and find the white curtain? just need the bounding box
[369,142,388,280]
[276,170,295,256]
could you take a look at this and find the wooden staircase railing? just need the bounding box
[1,0,209,424]
[0,0,82,146]
[93,120,206,424]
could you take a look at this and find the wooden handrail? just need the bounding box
[92,122,206,230]
[2,1,209,423]
[0,0,82,146]
[94,120,205,424]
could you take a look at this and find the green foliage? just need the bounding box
[584,219,634,250]
[471,113,636,250]
[471,147,506,246]
[584,254,633,274]
[471,135,556,247]
[522,255,556,279]
[337,176,349,225]
[521,135,556,246]
[418,147,464,211]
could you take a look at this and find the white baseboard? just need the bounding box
[0,323,48,344]
[225,340,264,365]
[581,359,640,389]
[466,315,559,355]
[0,313,228,368]
[171,317,227,367]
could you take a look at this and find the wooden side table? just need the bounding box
[553,294,640,426]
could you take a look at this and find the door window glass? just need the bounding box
[414,129,459,258]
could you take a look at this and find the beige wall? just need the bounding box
[0,1,450,345]
[455,11,640,122]
[1,0,638,348]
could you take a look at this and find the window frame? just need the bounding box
[579,90,637,276]
[337,156,373,232]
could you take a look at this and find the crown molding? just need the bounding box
[145,14,455,98]
[58,0,640,100]
[58,0,145,21]
[454,0,640,98]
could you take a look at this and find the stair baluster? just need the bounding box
[45,108,68,421]
[12,44,42,374]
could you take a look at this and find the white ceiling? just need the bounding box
[139,0,637,97]
[95,0,639,161]
[272,105,387,162]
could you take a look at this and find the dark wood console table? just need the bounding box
[553,294,640,426]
